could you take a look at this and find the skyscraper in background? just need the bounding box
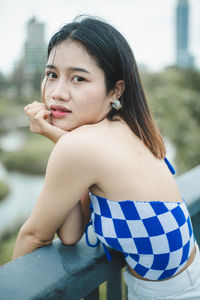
[176,0,194,68]
[24,17,46,75]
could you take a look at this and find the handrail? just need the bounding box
[0,165,200,300]
[0,234,125,299]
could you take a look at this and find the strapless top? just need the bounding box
[85,158,195,280]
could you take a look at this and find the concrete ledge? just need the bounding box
[0,236,125,300]
[176,165,200,216]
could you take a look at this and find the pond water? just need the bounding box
[0,129,42,238]
[0,129,26,152]
[0,170,44,238]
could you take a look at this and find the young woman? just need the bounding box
[13,17,200,299]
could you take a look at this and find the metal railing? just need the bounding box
[0,165,200,300]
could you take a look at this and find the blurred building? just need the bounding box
[176,0,194,68]
[24,17,46,75]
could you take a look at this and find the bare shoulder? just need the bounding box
[48,121,109,168]
[49,118,135,175]
[58,120,111,150]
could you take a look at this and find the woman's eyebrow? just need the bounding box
[45,65,90,73]
[68,67,90,73]
[46,64,56,70]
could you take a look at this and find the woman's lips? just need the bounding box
[50,105,71,118]
[51,110,71,118]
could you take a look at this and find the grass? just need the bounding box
[1,134,54,175]
[0,232,17,266]
[0,180,10,202]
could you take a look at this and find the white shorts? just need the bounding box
[123,242,200,300]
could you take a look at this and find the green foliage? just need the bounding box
[0,97,26,135]
[0,180,10,202]
[0,97,22,119]
[1,134,54,175]
[0,232,17,266]
[141,67,200,174]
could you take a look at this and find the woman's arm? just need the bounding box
[57,189,91,244]
[12,132,96,259]
[24,101,67,143]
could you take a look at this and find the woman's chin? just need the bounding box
[51,118,74,132]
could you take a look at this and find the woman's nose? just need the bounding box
[51,80,70,102]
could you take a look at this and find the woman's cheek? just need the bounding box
[42,86,54,105]
[41,78,47,101]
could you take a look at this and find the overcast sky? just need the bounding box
[1,0,200,74]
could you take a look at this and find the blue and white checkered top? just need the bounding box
[88,192,195,280]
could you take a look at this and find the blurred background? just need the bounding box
[0,0,200,271]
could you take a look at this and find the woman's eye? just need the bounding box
[72,76,85,83]
[46,72,57,79]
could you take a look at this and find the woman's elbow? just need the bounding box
[19,225,54,247]
[57,231,83,246]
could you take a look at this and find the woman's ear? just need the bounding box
[110,80,125,99]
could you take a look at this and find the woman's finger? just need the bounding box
[24,101,46,113]
[25,106,43,116]
[25,106,50,118]
[34,109,51,121]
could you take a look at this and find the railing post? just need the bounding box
[107,270,122,300]
[84,287,99,300]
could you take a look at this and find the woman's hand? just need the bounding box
[24,101,67,143]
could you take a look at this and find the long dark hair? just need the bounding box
[47,16,166,159]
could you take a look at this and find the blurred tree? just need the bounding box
[32,69,44,96]
[0,180,10,202]
[141,67,200,174]
[9,59,26,98]
[5,59,42,103]
[0,72,8,92]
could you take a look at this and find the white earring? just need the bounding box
[112,99,122,110]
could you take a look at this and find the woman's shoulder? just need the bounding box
[46,121,115,184]
[54,121,108,160]
[56,118,140,162]
[61,119,114,146]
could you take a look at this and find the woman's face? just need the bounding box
[41,40,114,131]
